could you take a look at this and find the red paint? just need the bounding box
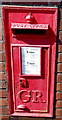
[25,12,35,23]
[2,6,58,117]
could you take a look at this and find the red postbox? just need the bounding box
[2,7,58,117]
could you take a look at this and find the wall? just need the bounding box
[0,2,62,120]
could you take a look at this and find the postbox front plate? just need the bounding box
[2,7,58,117]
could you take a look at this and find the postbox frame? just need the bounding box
[2,6,58,117]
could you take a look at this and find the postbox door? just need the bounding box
[11,44,50,113]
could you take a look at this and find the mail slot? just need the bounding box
[2,7,58,117]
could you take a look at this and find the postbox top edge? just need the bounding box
[2,6,58,11]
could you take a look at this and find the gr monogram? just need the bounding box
[17,90,45,103]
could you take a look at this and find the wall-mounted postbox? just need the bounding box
[3,7,58,117]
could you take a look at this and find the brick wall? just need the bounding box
[1,2,62,120]
[0,5,9,120]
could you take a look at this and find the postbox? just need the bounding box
[3,7,58,117]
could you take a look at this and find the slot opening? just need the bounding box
[12,29,46,35]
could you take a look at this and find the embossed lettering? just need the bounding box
[32,90,42,103]
[17,90,44,103]
[20,90,31,103]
